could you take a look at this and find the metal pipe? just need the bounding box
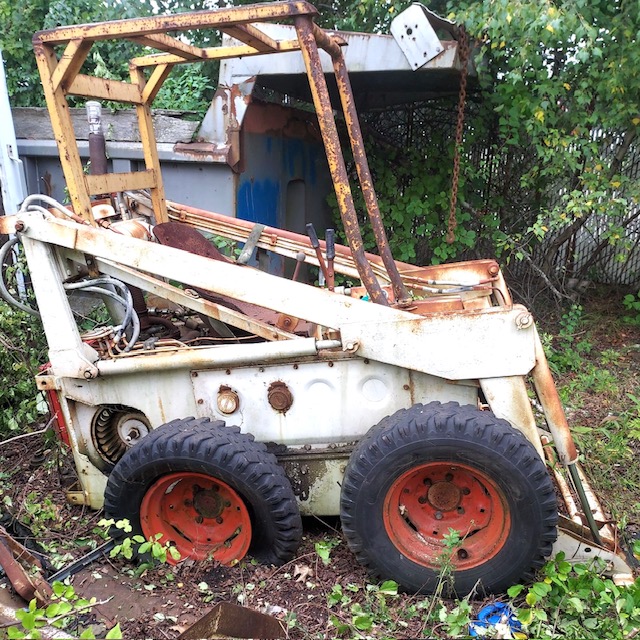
[293,16,387,305]
[292,252,306,282]
[96,337,342,376]
[86,101,108,177]
[0,237,40,317]
[332,54,411,304]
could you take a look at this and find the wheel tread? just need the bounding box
[105,417,302,566]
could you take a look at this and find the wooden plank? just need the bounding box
[33,42,94,223]
[50,39,92,92]
[68,75,143,104]
[85,169,156,195]
[34,2,317,44]
[12,107,199,144]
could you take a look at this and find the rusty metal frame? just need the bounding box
[32,0,404,304]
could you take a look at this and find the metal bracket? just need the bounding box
[390,4,445,70]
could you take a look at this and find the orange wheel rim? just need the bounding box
[383,462,510,570]
[140,472,251,565]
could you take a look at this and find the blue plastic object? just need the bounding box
[469,602,522,637]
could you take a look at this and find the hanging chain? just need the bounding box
[447,25,469,245]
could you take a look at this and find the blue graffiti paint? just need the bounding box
[237,179,280,228]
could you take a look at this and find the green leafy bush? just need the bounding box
[0,302,48,437]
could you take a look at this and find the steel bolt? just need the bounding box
[434,511,443,520]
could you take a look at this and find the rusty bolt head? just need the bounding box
[488,263,500,276]
[15,220,25,232]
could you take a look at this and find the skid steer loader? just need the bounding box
[0,1,633,595]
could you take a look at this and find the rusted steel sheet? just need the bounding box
[0,526,53,606]
[294,16,387,306]
[531,328,579,465]
[179,602,285,639]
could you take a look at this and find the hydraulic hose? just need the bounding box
[64,277,140,351]
[0,237,40,317]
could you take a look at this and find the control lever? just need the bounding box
[292,252,306,282]
[325,228,335,291]
[305,223,329,283]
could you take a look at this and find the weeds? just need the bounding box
[98,518,181,568]
[622,291,640,326]
[508,553,640,639]
[4,582,122,639]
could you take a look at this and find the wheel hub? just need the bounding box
[140,472,252,565]
[383,462,511,570]
[193,485,225,519]
[427,481,462,511]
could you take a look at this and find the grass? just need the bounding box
[542,297,640,530]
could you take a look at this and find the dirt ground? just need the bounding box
[1,291,639,638]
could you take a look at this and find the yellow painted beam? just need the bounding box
[130,66,168,223]
[129,33,204,60]
[33,2,318,45]
[68,74,143,103]
[140,63,172,104]
[130,40,301,67]
[85,170,157,195]
[221,23,280,52]
[50,39,92,92]
[33,42,94,223]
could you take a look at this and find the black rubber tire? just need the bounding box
[340,402,558,595]
[104,417,302,565]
